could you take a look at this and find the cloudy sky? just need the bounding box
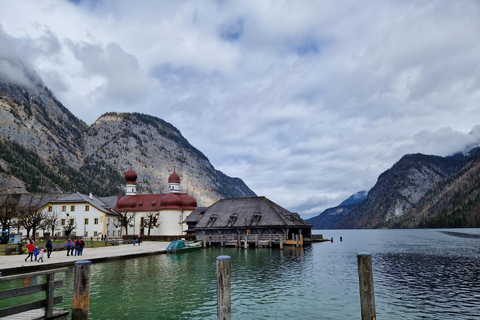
[1,0,480,218]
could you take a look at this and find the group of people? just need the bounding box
[65,237,86,256]
[24,239,52,262]
[23,237,86,262]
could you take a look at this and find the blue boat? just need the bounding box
[166,239,202,253]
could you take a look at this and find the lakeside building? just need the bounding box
[39,192,121,238]
[0,192,120,239]
[114,169,197,236]
[185,196,312,242]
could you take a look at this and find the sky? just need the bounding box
[1,0,480,219]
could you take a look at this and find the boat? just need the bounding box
[166,239,202,253]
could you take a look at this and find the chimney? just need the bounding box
[89,193,93,199]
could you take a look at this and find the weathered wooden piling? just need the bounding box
[357,253,376,320]
[295,234,300,247]
[216,255,231,320]
[72,260,92,320]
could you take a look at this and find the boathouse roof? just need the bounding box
[187,196,311,229]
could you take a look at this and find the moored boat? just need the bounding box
[167,239,202,253]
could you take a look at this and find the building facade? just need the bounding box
[114,169,197,236]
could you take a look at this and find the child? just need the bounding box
[33,246,39,261]
[37,248,44,263]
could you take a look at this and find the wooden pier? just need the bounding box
[202,234,305,248]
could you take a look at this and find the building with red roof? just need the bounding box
[115,169,197,236]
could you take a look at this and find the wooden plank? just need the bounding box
[0,296,62,318]
[0,281,62,299]
[0,268,69,282]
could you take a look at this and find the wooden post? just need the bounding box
[203,236,207,248]
[340,236,343,241]
[295,234,299,247]
[209,235,212,247]
[221,235,224,247]
[357,253,376,320]
[279,237,283,249]
[216,255,231,320]
[244,235,248,248]
[44,273,55,318]
[331,237,334,242]
[255,234,258,247]
[72,260,92,320]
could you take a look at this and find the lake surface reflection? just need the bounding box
[6,229,480,319]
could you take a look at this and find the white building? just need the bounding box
[38,192,121,238]
[114,169,197,236]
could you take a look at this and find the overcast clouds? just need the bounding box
[1,0,480,218]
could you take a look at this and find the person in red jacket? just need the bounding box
[25,240,35,262]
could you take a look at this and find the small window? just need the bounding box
[62,206,66,212]
[85,205,90,212]
[85,218,89,225]
[94,218,99,225]
[61,219,65,226]
[85,231,88,237]
[70,218,75,225]
[113,230,116,236]
[48,206,53,212]
[71,206,75,212]
[94,231,98,236]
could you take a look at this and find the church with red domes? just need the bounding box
[115,169,197,236]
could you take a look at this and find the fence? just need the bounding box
[0,268,69,319]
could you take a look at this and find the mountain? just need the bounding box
[336,153,471,229]
[306,191,367,229]
[0,60,255,205]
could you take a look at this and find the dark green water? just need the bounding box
[2,229,480,319]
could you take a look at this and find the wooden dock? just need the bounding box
[202,234,305,248]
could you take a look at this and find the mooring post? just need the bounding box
[295,234,299,247]
[357,253,376,320]
[216,255,232,320]
[340,236,343,241]
[331,237,334,242]
[72,260,92,320]
[244,234,248,248]
[45,272,55,318]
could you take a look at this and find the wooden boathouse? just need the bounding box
[185,196,312,248]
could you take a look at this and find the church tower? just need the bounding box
[168,170,181,193]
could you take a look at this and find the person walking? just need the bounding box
[37,249,44,262]
[74,238,81,256]
[133,235,137,246]
[25,240,35,262]
[78,237,85,255]
[33,246,39,261]
[45,239,53,258]
[65,239,72,256]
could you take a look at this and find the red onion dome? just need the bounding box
[125,169,138,183]
[161,193,181,209]
[168,171,180,183]
[117,195,137,209]
[179,194,197,208]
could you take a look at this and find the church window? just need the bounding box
[85,205,90,211]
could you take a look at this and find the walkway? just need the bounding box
[0,241,170,276]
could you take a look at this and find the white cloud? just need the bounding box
[1,0,480,217]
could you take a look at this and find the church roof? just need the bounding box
[115,193,197,212]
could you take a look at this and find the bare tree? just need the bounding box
[141,213,159,235]
[45,208,62,236]
[19,207,46,240]
[63,216,77,237]
[0,195,20,232]
[114,212,134,235]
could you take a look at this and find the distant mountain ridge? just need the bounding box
[0,60,256,206]
[308,151,480,229]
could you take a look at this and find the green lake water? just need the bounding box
[2,229,480,319]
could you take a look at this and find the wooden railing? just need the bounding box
[0,268,68,318]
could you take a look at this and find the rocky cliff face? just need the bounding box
[336,153,468,229]
[0,62,256,205]
[84,112,255,206]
